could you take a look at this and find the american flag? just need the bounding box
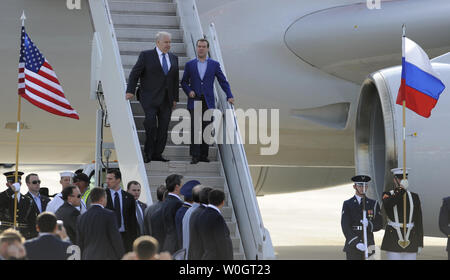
[18,26,79,119]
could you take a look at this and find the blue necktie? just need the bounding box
[162,53,168,75]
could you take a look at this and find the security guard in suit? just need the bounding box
[0,171,35,239]
[381,168,423,260]
[341,175,383,260]
[438,196,449,260]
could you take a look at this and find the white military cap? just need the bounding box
[60,171,74,178]
[390,167,411,175]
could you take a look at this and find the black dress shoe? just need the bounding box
[143,154,151,163]
[199,157,210,163]
[191,157,200,164]
[152,156,169,162]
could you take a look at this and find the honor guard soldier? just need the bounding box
[0,171,36,239]
[438,196,449,260]
[341,175,382,260]
[381,168,423,260]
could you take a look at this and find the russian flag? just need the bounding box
[396,37,445,118]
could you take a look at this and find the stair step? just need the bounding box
[139,145,218,161]
[109,1,177,16]
[115,28,184,42]
[121,55,190,70]
[118,41,185,54]
[133,111,190,130]
[111,14,180,28]
[146,161,221,176]
[148,175,224,188]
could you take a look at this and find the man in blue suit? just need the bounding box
[24,212,72,260]
[181,39,235,164]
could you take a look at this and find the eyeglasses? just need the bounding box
[70,194,82,198]
[32,180,41,184]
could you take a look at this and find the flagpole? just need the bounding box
[13,11,27,229]
[401,24,407,245]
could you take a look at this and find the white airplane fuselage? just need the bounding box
[0,0,449,237]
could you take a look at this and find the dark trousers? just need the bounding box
[189,96,212,159]
[142,94,171,158]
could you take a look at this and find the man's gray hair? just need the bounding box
[156,31,172,42]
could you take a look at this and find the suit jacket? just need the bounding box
[23,192,50,239]
[381,188,424,252]
[175,202,191,249]
[24,234,72,260]
[161,194,183,254]
[105,189,138,251]
[341,196,382,252]
[55,202,80,244]
[136,200,147,236]
[150,206,165,251]
[144,201,163,236]
[0,189,36,239]
[188,205,206,260]
[77,205,125,260]
[198,207,233,260]
[439,196,450,251]
[181,58,233,110]
[126,48,179,111]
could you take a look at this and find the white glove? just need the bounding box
[400,179,408,189]
[356,243,367,252]
[417,247,422,254]
[360,218,368,228]
[12,183,20,193]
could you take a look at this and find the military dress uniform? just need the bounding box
[381,168,423,260]
[0,172,36,239]
[438,196,449,260]
[341,175,383,260]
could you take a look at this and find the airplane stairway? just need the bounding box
[107,0,246,260]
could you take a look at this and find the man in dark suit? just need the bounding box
[381,168,423,260]
[24,212,72,260]
[55,186,81,244]
[127,181,147,236]
[188,186,212,260]
[24,173,50,239]
[144,184,166,237]
[175,180,200,248]
[438,196,449,260]
[198,189,233,260]
[160,174,184,254]
[181,39,235,164]
[104,169,138,252]
[126,31,179,163]
[77,187,125,260]
[341,175,382,260]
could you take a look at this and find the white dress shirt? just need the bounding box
[109,189,125,232]
[207,204,222,215]
[156,47,171,71]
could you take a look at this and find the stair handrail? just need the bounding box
[206,23,275,260]
[88,0,152,204]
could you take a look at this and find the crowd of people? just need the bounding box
[0,170,233,260]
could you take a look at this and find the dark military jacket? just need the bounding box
[438,196,449,251]
[381,187,424,252]
[0,188,36,239]
[341,196,383,253]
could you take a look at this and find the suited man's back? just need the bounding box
[55,202,80,244]
[24,234,71,260]
[77,205,125,260]
[188,205,206,260]
[198,207,233,260]
[161,194,183,253]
